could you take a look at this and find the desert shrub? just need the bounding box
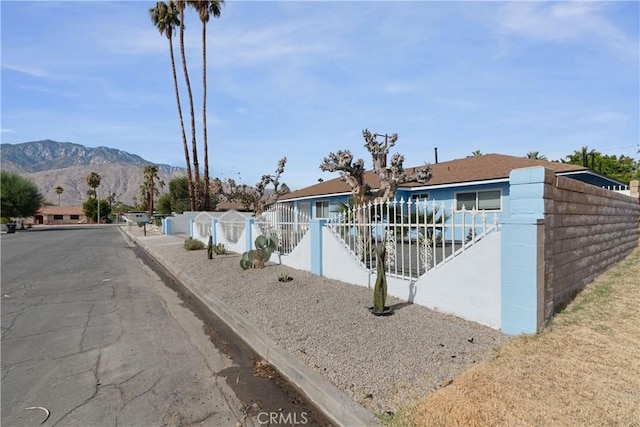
[214,243,229,255]
[184,238,205,251]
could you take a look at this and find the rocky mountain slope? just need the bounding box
[1,140,185,206]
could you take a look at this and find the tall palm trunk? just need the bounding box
[168,35,194,211]
[178,1,201,211]
[201,20,211,211]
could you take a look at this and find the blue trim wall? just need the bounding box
[500,167,552,334]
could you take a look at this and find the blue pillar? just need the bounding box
[164,218,173,235]
[211,219,217,245]
[501,167,551,335]
[245,218,254,252]
[310,219,326,276]
[189,219,194,238]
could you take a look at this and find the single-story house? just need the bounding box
[31,206,87,225]
[214,200,252,212]
[277,154,627,221]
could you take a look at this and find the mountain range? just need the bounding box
[1,140,185,206]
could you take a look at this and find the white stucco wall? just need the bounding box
[170,211,200,234]
[412,231,502,329]
[272,230,312,271]
[216,221,246,254]
[321,228,371,288]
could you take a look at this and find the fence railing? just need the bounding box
[193,220,211,242]
[326,198,499,280]
[219,221,245,244]
[256,204,311,254]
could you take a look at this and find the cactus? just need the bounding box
[240,250,254,270]
[372,246,388,314]
[207,234,213,259]
[239,235,279,270]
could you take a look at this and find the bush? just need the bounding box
[214,243,229,255]
[184,238,205,251]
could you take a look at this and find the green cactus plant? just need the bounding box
[207,234,213,259]
[239,235,279,270]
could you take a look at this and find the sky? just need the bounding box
[1,1,639,190]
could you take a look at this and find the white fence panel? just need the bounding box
[326,198,499,281]
[256,204,311,255]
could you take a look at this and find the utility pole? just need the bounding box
[97,188,100,224]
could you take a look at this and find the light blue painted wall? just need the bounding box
[500,167,551,335]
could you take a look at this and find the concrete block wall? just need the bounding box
[502,167,639,334]
[544,177,640,316]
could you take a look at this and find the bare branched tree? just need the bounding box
[320,129,431,206]
[211,157,289,216]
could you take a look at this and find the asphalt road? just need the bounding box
[1,226,257,426]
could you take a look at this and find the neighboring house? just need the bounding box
[214,200,252,212]
[31,206,86,225]
[277,154,627,221]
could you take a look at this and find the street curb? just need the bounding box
[126,230,379,427]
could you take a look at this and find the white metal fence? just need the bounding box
[256,204,311,254]
[326,198,499,280]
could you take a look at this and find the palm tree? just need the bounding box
[175,0,201,210]
[189,0,224,211]
[54,186,64,206]
[149,1,195,211]
[469,150,483,157]
[565,146,597,167]
[86,171,102,224]
[142,165,160,217]
[526,151,547,161]
[86,172,101,199]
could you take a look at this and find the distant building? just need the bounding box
[32,206,87,225]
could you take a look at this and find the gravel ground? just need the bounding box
[132,228,509,415]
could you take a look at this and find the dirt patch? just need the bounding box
[391,248,640,426]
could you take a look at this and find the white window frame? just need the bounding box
[411,192,430,203]
[455,189,502,211]
[314,200,330,218]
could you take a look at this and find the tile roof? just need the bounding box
[280,154,587,201]
[38,206,85,215]
[214,201,252,212]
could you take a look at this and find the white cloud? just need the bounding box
[1,63,51,79]
[1,128,15,134]
[496,2,638,60]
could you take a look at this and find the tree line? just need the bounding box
[469,147,640,184]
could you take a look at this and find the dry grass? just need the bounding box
[390,248,640,427]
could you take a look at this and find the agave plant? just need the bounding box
[207,234,213,259]
[371,245,391,315]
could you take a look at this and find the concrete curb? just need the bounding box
[124,229,379,427]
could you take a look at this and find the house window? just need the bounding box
[315,200,329,218]
[411,193,429,204]
[70,215,80,220]
[456,190,501,211]
[53,214,64,220]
